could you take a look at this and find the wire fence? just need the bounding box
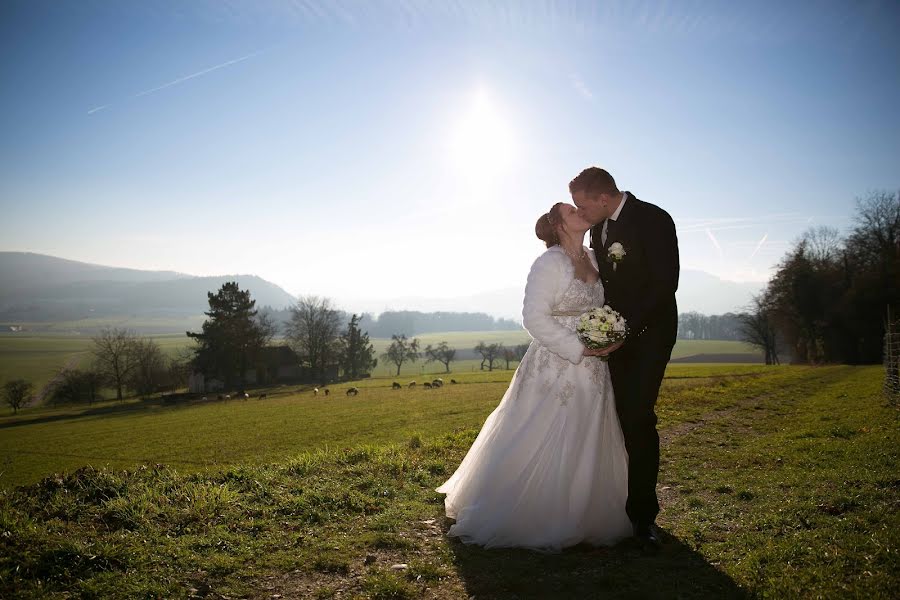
[885,308,899,405]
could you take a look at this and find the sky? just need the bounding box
[1,1,898,315]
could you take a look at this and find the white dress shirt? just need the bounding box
[600,192,628,246]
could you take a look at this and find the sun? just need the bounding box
[447,88,516,185]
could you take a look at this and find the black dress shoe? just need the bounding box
[633,523,662,553]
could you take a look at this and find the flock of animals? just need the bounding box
[311,378,461,397]
[198,379,465,403]
[199,392,268,401]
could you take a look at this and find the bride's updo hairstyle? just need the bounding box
[535,202,565,248]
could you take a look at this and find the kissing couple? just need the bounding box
[437,166,680,552]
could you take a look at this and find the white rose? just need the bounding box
[608,242,626,260]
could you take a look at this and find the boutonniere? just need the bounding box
[607,242,626,271]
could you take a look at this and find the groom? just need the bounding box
[570,167,679,551]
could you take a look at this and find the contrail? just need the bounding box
[748,233,768,260]
[134,49,264,98]
[86,104,111,115]
[705,227,723,258]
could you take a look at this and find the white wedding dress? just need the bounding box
[436,246,631,552]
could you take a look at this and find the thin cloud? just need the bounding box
[86,49,264,115]
[748,233,768,260]
[134,49,264,98]
[570,73,593,100]
[705,227,724,259]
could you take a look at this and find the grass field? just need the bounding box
[0,364,770,490]
[0,331,762,396]
[0,365,895,598]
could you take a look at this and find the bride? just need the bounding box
[435,202,631,552]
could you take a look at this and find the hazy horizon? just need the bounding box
[2,1,897,310]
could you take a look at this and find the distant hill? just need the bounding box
[0,252,765,332]
[0,252,297,322]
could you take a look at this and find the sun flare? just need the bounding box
[447,88,516,185]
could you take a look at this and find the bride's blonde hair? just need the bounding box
[535,202,564,249]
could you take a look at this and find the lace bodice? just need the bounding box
[557,277,604,313]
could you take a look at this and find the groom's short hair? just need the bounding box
[569,167,619,196]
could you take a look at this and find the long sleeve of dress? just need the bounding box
[522,252,585,365]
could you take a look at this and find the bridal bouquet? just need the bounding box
[576,305,628,361]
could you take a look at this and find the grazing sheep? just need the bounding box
[346,387,359,396]
[408,381,416,388]
[224,394,231,400]
[258,393,267,399]
[324,388,330,396]
[431,379,443,388]
[450,379,458,384]
[243,392,250,400]
[424,382,432,389]
[392,382,402,390]
[314,387,319,395]
[201,396,207,401]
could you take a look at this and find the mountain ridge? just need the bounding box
[0,252,764,326]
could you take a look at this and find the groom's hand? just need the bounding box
[584,340,625,357]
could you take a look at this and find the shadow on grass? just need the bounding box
[0,395,252,431]
[447,525,747,599]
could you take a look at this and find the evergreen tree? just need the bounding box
[187,282,272,388]
[337,314,377,379]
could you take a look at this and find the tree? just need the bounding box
[167,347,195,393]
[127,338,168,397]
[382,334,420,376]
[49,368,103,405]
[474,341,503,371]
[337,314,377,379]
[424,341,456,373]
[187,282,271,388]
[3,379,32,413]
[501,343,530,369]
[91,327,138,400]
[738,294,780,365]
[285,296,342,382]
[755,191,898,364]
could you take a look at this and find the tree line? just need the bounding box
[257,307,522,338]
[378,336,531,375]
[738,191,899,364]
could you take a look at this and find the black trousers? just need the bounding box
[608,337,673,527]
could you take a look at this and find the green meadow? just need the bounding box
[0,365,895,598]
[0,331,761,397]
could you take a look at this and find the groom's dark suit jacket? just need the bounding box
[592,192,679,348]
[591,191,679,526]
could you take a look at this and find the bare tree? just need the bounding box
[127,338,168,397]
[91,327,138,400]
[49,368,104,405]
[286,296,342,382]
[801,226,843,265]
[474,341,503,371]
[424,341,456,373]
[501,343,530,369]
[167,347,195,393]
[382,334,420,376]
[738,294,781,365]
[3,379,32,414]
